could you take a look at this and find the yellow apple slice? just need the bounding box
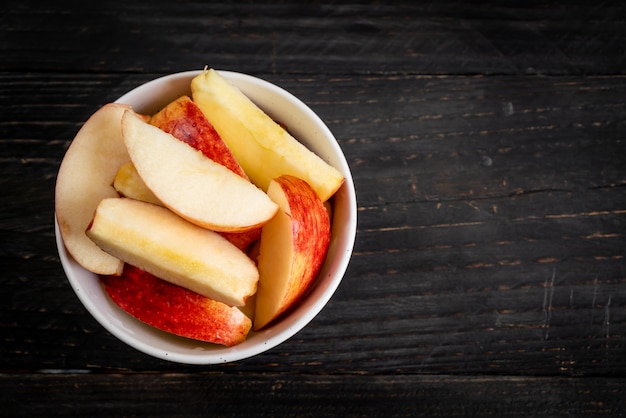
[55,103,133,275]
[254,175,331,330]
[113,161,161,205]
[190,68,345,202]
[121,110,278,232]
[87,198,258,307]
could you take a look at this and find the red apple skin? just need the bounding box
[101,265,252,347]
[220,228,262,253]
[150,95,260,250]
[150,95,247,179]
[280,176,331,306]
[254,175,331,330]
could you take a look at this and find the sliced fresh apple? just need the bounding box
[55,103,134,275]
[113,161,161,205]
[86,197,258,307]
[190,68,344,202]
[149,95,262,250]
[112,161,261,252]
[121,110,278,232]
[101,265,252,346]
[254,175,331,330]
[150,95,248,179]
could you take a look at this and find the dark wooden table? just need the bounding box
[2,1,625,416]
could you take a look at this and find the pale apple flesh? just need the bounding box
[149,95,248,179]
[190,68,345,202]
[254,175,331,330]
[112,161,262,252]
[147,95,262,250]
[101,265,252,347]
[55,103,135,275]
[113,161,162,205]
[121,110,278,232]
[86,197,259,307]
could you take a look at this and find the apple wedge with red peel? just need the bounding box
[101,265,252,346]
[150,95,248,179]
[121,110,278,232]
[86,197,259,307]
[55,103,134,275]
[191,68,345,202]
[254,175,331,330]
[148,96,262,250]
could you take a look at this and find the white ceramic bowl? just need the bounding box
[55,70,357,364]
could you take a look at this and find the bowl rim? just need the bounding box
[55,69,357,364]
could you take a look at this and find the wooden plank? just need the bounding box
[1,2,625,75]
[2,373,625,417]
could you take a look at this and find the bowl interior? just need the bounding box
[56,70,356,364]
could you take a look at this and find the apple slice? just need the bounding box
[254,175,331,330]
[149,95,248,179]
[86,197,258,307]
[101,265,252,346]
[149,95,262,250]
[113,161,161,205]
[190,68,345,202]
[112,161,261,252]
[55,103,134,275]
[121,110,278,232]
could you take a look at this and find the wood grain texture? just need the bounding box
[3,373,626,417]
[2,1,625,75]
[1,1,625,416]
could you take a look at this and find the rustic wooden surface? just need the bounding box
[1,1,625,416]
